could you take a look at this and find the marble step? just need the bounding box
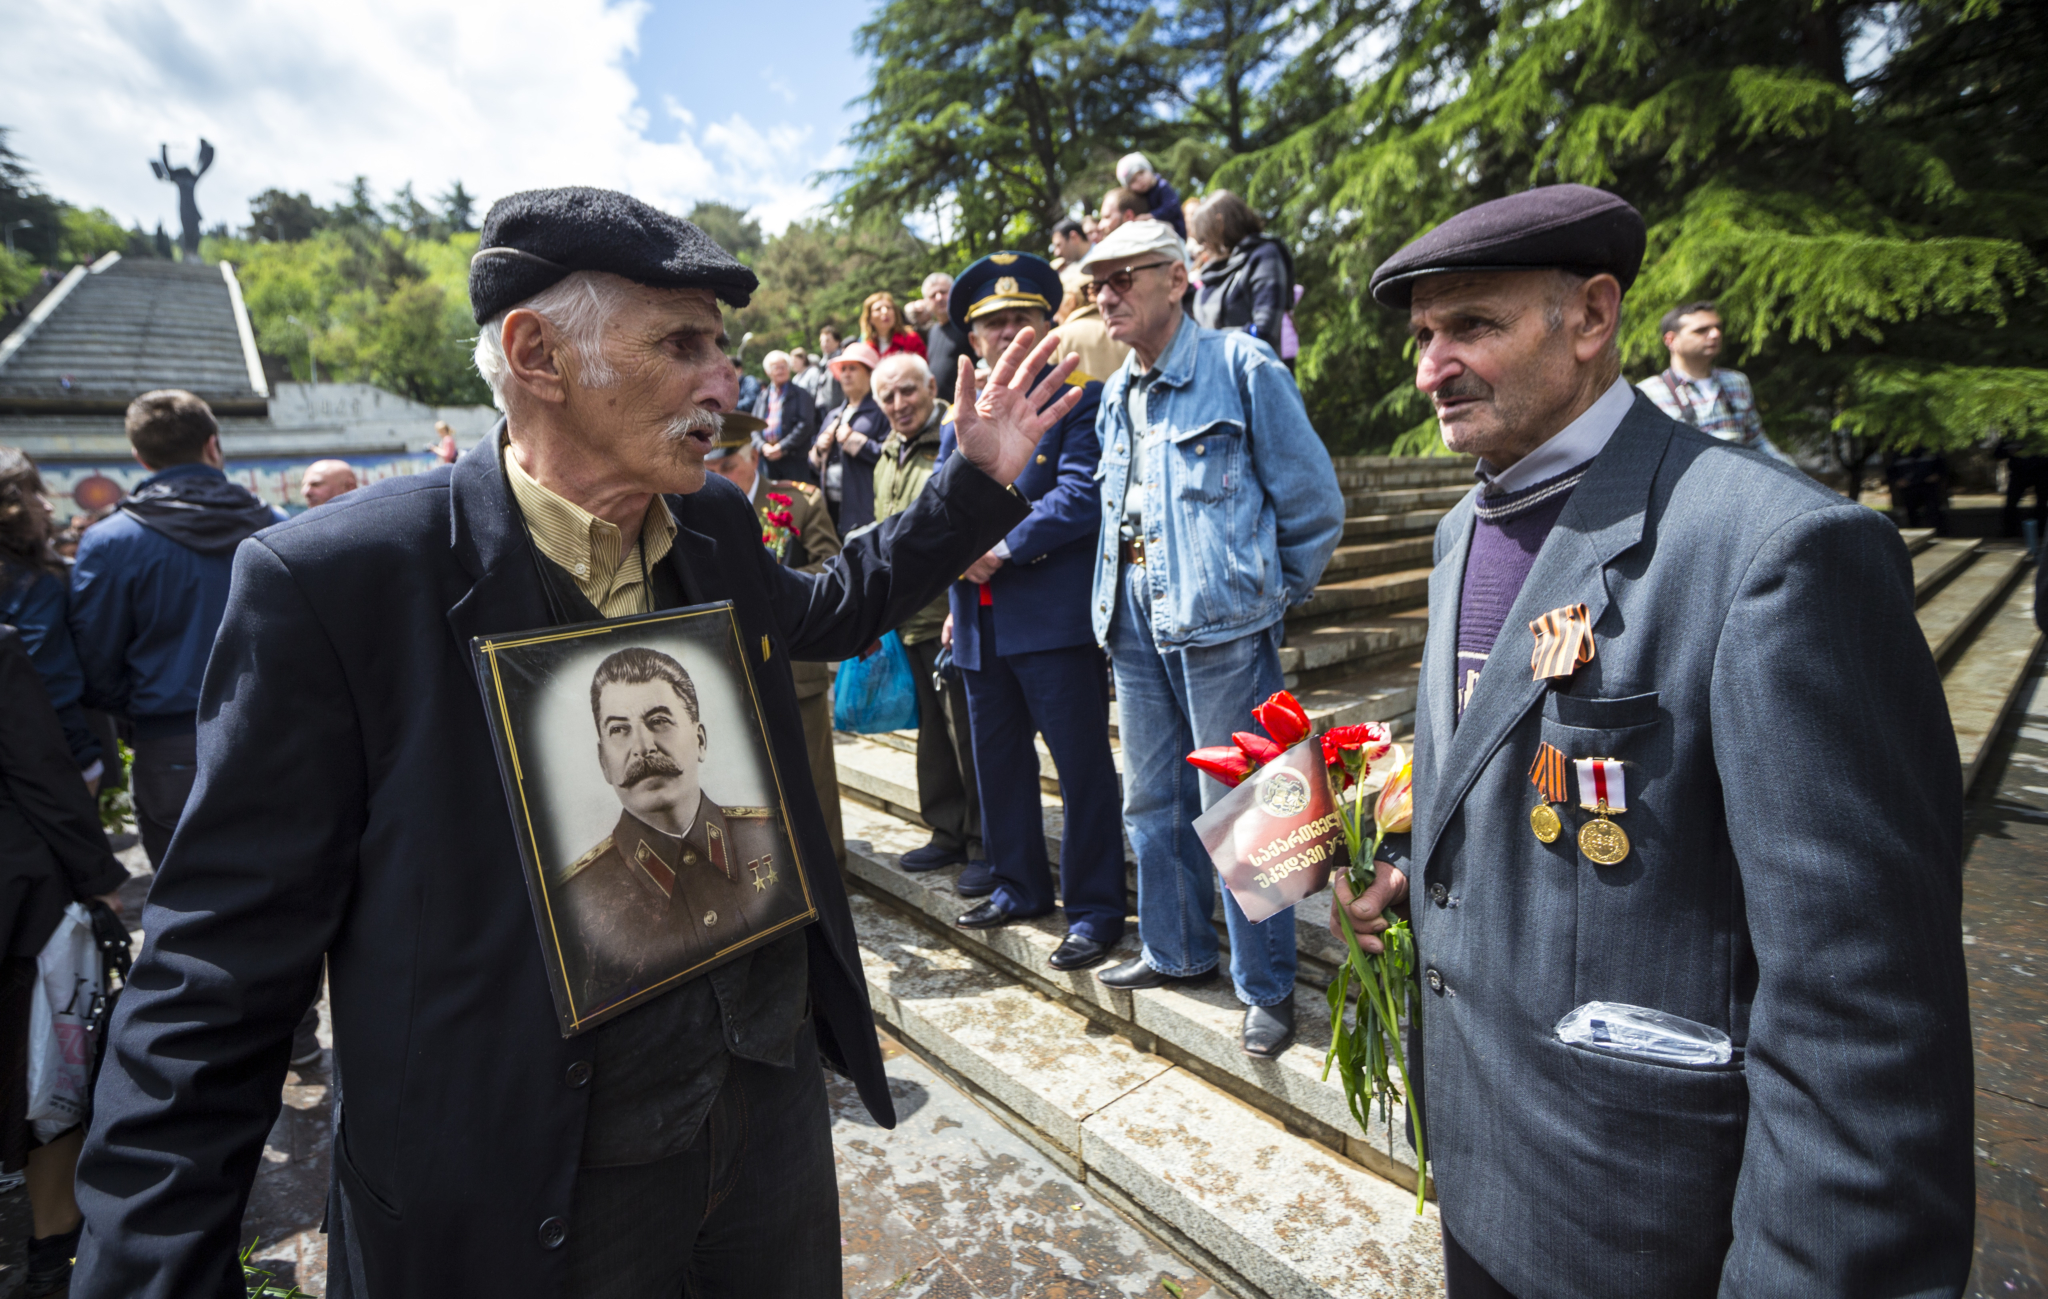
[1322,536,1438,581]
[1920,550,2026,664]
[1911,538,1982,604]
[1333,465,1476,491]
[1279,611,1432,678]
[1292,568,1434,621]
[1943,569,2043,790]
[1898,527,1935,555]
[1341,486,1471,517]
[1341,509,1452,544]
[847,885,1444,1299]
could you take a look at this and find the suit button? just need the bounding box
[1426,967,1445,994]
[1195,444,1207,455]
[1429,883,1448,908]
[565,1061,592,1088]
[1035,453,1047,464]
[538,1217,567,1250]
[704,909,718,926]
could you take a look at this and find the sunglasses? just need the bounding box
[1089,260,1177,297]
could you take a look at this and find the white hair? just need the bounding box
[922,272,953,295]
[1116,153,1154,185]
[471,271,633,412]
[762,349,793,370]
[873,352,933,385]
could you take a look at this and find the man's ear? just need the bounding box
[503,309,570,405]
[1573,274,1623,364]
[202,434,225,470]
[696,724,708,757]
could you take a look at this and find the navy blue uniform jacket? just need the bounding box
[72,434,1028,1298]
[939,374,1102,667]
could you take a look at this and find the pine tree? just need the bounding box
[1220,0,2048,474]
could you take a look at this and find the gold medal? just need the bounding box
[1530,804,1562,843]
[1578,812,1630,865]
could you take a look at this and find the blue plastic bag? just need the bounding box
[833,632,920,734]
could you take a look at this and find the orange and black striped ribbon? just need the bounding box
[1529,603,1595,681]
[1529,742,1568,805]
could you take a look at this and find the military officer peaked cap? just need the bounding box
[469,186,760,323]
[1367,184,1646,308]
[950,251,1064,330]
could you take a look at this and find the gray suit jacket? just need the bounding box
[1392,394,1973,1298]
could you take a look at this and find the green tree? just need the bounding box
[686,202,764,265]
[436,181,478,234]
[837,0,1167,261]
[1219,0,2048,476]
[0,246,37,303]
[59,207,128,265]
[0,127,66,267]
[726,215,932,363]
[247,189,328,242]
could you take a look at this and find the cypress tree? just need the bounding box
[1221,0,2047,479]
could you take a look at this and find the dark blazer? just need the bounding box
[927,321,971,405]
[0,626,127,966]
[1391,395,1973,1297]
[938,373,1103,667]
[71,432,1027,1299]
[751,379,820,485]
[820,395,886,531]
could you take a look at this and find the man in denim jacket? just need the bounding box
[1080,220,1344,1057]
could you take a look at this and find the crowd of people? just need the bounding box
[0,168,1991,1297]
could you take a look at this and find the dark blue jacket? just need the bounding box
[1145,175,1186,238]
[1,561,101,771]
[68,464,283,731]
[72,432,1028,1298]
[939,372,1102,667]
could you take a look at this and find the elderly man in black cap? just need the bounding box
[72,186,1082,1298]
[1332,184,1974,1297]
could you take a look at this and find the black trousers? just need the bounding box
[1444,1221,1518,1299]
[131,729,199,872]
[565,1020,838,1297]
[903,636,980,855]
[2005,461,2048,538]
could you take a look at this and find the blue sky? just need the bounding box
[3,0,880,235]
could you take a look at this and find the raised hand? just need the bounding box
[950,328,1083,487]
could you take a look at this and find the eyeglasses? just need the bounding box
[1089,261,1177,297]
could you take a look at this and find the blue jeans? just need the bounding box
[1106,562,1297,1006]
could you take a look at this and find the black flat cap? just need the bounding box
[469,186,759,323]
[1368,184,1645,308]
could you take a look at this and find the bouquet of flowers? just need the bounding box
[1187,692,1426,1213]
[1321,723,1426,1212]
[760,492,798,560]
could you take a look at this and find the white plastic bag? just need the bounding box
[1554,1000,1732,1068]
[26,903,102,1143]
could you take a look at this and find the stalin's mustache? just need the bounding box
[621,750,683,787]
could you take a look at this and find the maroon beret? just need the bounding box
[1369,184,1645,308]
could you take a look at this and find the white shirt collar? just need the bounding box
[1477,375,1635,495]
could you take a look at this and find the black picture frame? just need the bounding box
[473,600,817,1036]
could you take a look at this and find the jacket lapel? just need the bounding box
[1410,399,1677,875]
[1414,493,1474,798]
[446,423,554,662]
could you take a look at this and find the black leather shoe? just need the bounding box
[1048,933,1112,972]
[1096,957,1218,990]
[954,861,997,898]
[900,841,966,872]
[956,900,1016,929]
[1242,999,1296,1058]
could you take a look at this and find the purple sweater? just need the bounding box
[1455,463,1591,719]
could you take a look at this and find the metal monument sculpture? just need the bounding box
[149,139,215,260]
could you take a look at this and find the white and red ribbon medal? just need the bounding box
[1573,757,1631,864]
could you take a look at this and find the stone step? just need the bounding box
[1292,568,1434,622]
[1333,464,1475,491]
[1341,509,1451,544]
[1323,536,1438,581]
[1912,538,1982,604]
[849,888,1445,1297]
[1342,486,1470,517]
[1899,527,1935,555]
[1943,568,2042,791]
[1919,550,2026,665]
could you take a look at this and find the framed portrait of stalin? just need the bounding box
[474,602,817,1035]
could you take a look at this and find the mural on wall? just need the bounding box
[37,452,443,513]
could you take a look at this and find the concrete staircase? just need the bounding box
[829,459,2041,1298]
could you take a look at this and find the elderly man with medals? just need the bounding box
[71,187,1083,1298]
[1330,185,1974,1297]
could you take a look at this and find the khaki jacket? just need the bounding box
[871,401,951,646]
[757,477,840,697]
[1052,304,1131,386]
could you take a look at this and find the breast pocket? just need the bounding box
[1170,420,1244,503]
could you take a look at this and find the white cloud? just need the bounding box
[1,0,836,236]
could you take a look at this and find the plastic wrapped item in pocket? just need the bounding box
[1554,1001,1733,1067]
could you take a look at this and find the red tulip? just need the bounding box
[1233,731,1284,766]
[1252,691,1313,749]
[1187,745,1255,787]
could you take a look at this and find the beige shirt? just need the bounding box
[504,443,678,618]
[1052,303,1132,386]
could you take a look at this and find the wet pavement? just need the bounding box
[1965,667,2048,1297]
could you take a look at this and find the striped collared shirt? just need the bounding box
[504,444,677,618]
